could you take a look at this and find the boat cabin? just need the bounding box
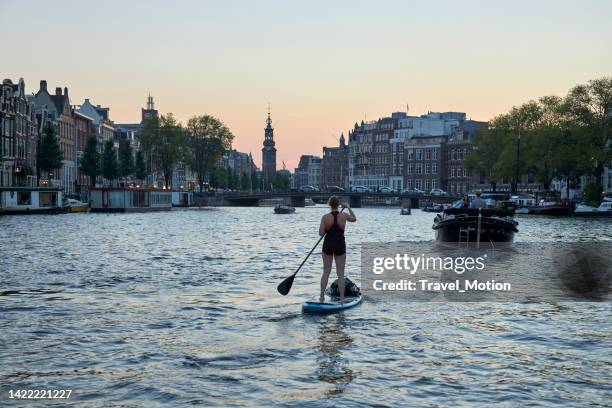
[89,188,172,212]
[0,187,64,215]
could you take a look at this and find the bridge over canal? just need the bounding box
[220,191,460,208]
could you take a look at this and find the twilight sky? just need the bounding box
[1,0,611,169]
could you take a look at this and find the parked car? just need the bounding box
[430,188,448,196]
[327,186,345,193]
[401,188,425,194]
[351,185,370,193]
[300,185,319,192]
[378,186,393,193]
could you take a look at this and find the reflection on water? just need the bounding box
[316,314,354,396]
[0,207,611,406]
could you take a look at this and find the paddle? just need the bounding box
[277,206,345,295]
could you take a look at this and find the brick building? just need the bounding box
[321,133,348,189]
[0,78,39,187]
[32,80,77,194]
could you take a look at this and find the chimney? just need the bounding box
[40,80,47,92]
[64,87,68,97]
[55,87,62,96]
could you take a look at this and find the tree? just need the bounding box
[118,139,134,183]
[184,115,234,193]
[157,114,183,189]
[250,172,260,192]
[135,150,147,182]
[102,140,119,184]
[80,135,100,187]
[273,171,291,191]
[240,172,250,191]
[138,114,183,188]
[37,123,63,182]
[564,77,612,187]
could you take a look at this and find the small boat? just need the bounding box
[304,198,316,206]
[422,203,444,213]
[432,207,518,242]
[273,204,295,214]
[573,200,612,217]
[528,199,571,216]
[64,198,89,213]
[400,207,411,215]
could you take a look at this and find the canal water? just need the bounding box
[1,207,611,406]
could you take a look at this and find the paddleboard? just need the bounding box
[302,292,363,314]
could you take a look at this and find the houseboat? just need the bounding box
[172,191,194,207]
[0,187,65,215]
[89,188,172,212]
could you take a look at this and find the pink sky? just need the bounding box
[2,0,611,170]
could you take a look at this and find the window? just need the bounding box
[425,149,431,160]
[407,164,413,175]
[415,163,422,175]
[432,163,438,174]
[415,149,423,160]
[451,167,455,178]
[17,191,31,205]
[425,164,430,174]
[415,179,422,190]
[431,179,438,189]
[424,179,430,191]
[407,149,413,160]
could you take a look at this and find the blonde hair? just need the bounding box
[328,195,340,209]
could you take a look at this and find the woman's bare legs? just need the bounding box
[321,253,333,302]
[334,253,346,301]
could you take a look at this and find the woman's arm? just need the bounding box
[343,205,357,222]
[319,215,327,236]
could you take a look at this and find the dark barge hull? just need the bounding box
[0,207,67,216]
[432,208,518,242]
[433,217,516,242]
[528,206,571,216]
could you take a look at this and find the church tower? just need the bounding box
[261,108,277,188]
[141,94,159,123]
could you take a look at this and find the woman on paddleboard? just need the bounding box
[319,196,356,302]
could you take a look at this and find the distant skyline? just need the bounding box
[1,0,611,169]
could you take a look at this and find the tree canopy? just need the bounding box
[80,135,100,187]
[466,76,611,194]
[37,123,63,177]
[184,115,234,192]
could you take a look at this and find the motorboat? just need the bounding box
[274,204,296,214]
[528,199,572,216]
[304,198,316,206]
[400,207,411,215]
[573,200,612,217]
[432,207,518,242]
[422,203,444,213]
[64,198,89,213]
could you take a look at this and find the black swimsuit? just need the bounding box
[322,211,346,256]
